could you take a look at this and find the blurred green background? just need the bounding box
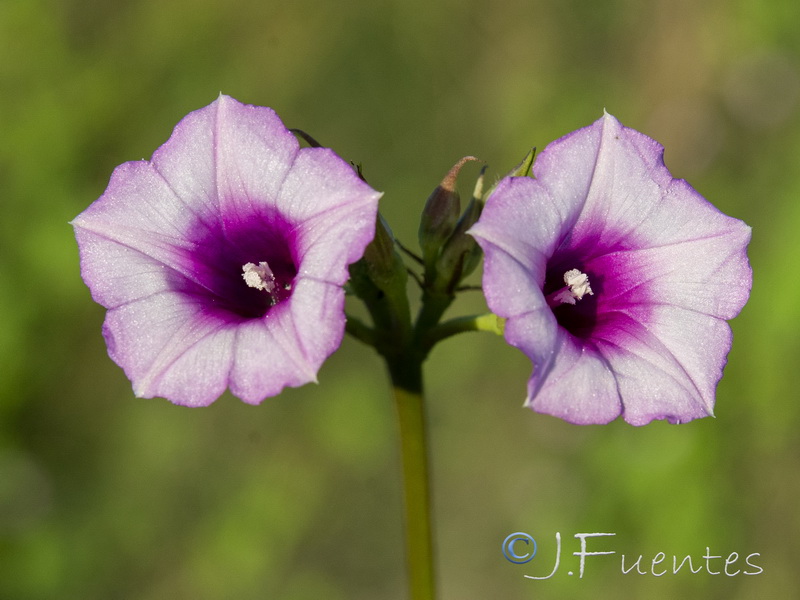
[1,0,798,598]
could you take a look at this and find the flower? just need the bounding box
[469,112,752,425]
[72,95,381,406]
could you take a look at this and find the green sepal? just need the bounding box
[348,214,412,348]
[508,147,536,178]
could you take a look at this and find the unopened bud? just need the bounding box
[436,166,487,290]
[418,157,480,270]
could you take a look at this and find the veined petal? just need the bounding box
[227,280,349,404]
[525,330,622,425]
[228,307,318,404]
[502,306,559,396]
[103,292,235,406]
[285,278,347,366]
[149,98,228,224]
[284,152,382,284]
[73,224,183,309]
[212,95,301,224]
[593,222,752,320]
[567,113,674,248]
[277,147,383,225]
[599,306,735,425]
[72,160,212,293]
[476,241,548,320]
[469,176,573,277]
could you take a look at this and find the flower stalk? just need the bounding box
[387,355,435,600]
[345,158,497,600]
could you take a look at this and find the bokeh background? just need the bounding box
[1,0,798,598]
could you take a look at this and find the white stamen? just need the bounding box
[242,261,277,293]
[546,268,594,307]
[563,268,593,301]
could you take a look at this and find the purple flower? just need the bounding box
[72,95,381,406]
[470,113,752,425]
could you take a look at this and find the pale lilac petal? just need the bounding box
[103,292,235,406]
[599,307,734,425]
[72,224,180,308]
[276,147,381,225]
[228,308,318,404]
[562,114,674,247]
[468,176,562,293]
[71,161,209,303]
[525,330,622,425]
[477,241,548,321]
[228,280,347,403]
[284,151,384,284]
[212,95,301,224]
[285,278,348,365]
[149,101,226,225]
[595,222,752,319]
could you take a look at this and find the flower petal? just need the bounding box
[72,160,211,302]
[608,305,735,424]
[476,239,548,320]
[469,176,575,282]
[211,95,301,224]
[523,329,623,425]
[103,292,235,406]
[280,149,382,284]
[73,221,183,309]
[227,309,317,404]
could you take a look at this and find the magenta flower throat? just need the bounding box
[72,95,381,406]
[470,112,752,426]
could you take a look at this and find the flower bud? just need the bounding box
[418,157,480,271]
[435,166,487,290]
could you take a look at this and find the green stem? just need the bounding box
[415,289,454,335]
[424,313,505,349]
[344,313,377,347]
[387,356,435,600]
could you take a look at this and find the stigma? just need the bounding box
[242,261,277,294]
[546,268,594,307]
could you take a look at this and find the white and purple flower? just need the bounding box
[470,113,752,425]
[73,95,381,406]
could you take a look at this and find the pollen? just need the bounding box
[547,268,594,307]
[563,268,593,301]
[242,261,277,293]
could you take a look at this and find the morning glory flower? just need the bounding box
[72,95,381,406]
[470,113,752,425]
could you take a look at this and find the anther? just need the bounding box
[242,262,277,294]
[546,268,593,307]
